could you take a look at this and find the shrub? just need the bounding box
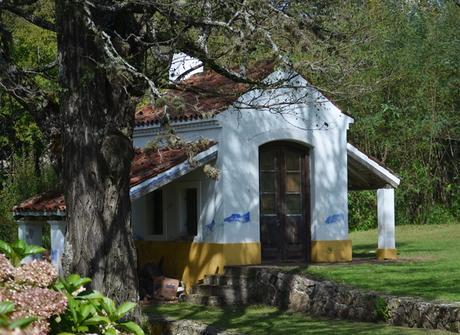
[0,155,56,244]
[51,275,144,335]
[0,253,67,334]
[0,240,145,335]
[348,191,377,231]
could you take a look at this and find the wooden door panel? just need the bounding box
[284,216,303,243]
[260,142,311,263]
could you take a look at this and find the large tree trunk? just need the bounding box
[56,0,140,304]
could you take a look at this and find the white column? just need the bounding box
[17,219,44,262]
[377,188,397,260]
[49,220,66,274]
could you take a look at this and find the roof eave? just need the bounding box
[129,144,218,201]
[13,210,66,219]
[347,143,401,189]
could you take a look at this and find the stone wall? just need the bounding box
[221,266,460,333]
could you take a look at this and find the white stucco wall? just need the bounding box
[131,70,353,244]
[132,167,225,243]
[216,71,352,243]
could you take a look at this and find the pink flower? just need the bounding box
[9,287,67,319]
[0,254,14,282]
[14,261,57,288]
[0,257,67,335]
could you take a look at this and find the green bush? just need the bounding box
[0,154,56,243]
[348,191,377,231]
[52,274,144,335]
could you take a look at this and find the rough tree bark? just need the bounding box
[56,0,142,303]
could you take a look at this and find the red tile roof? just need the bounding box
[13,143,216,216]
[13,191,66,215]
[134,60,275,126]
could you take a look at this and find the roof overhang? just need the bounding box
[14,210,66,219]
[130,144,218,200]
[347,143,400,190]
[13,144,218,218]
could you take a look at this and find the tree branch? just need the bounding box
[0,3,56,31]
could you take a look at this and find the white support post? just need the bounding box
[49,220,66,275]
[377,188,397,260]
[17,219,44,262]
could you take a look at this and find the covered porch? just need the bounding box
[347,143,401,260]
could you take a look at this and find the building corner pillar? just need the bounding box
[48,220,67,275]
[377,188,397,260]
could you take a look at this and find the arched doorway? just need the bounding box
[259,141,311,262]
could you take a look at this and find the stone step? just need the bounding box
[223,266,259,278]
[188,285,252,304]
[203,274,251,287]
[186,294,228,307]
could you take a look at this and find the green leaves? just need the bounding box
[118,321,145,335]
[115,302,137,320]
[0,301,14,316]
[51,274,144,335]
[55,273,92,295]
[0,239,46,266]
[0,301,37,330]
[8,316,38,330]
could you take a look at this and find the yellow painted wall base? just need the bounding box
[135,241,261,291]
[376,248,397,260]
[311,240,352,262]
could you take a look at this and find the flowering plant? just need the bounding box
[0,301,37,332]
[0,240,145,335]
[0,253,67,334]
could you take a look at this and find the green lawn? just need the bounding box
[304,224,460,302]
[147,303,451,335]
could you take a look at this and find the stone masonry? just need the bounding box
[187,266,460,333]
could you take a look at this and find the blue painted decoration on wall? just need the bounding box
[204,220,216,232]
[224,212,250,224]
[325,213,344,224]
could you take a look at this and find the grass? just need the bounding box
[147,303,451,335]
[303,224,460,302]
[146,224,460,334]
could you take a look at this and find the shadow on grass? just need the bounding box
[147,303,441,335]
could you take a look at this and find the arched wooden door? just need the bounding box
[259,142,311,262]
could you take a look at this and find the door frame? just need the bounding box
[258,141,312,263]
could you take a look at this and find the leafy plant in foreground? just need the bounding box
[0,301,37,331]
[0,239,46,266]
[52,274,144,335]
